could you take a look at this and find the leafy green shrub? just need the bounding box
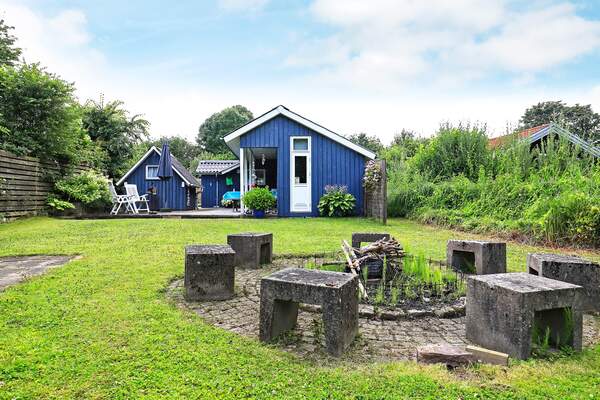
[411,123,490,181]
[241,187,276,211]
[527,192,600,245]
[51,170,110,210]
[317,185,356,217]
[46,195,75,211]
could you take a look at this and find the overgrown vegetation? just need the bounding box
[532,308,575,357]
[386,123,600,247]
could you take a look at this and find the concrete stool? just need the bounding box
[227,233,273,268]
[351,232,390,249]
[184,245,235,301]
[447,240,506,274]
[527,253,600,312]
[259,268,358,357]
[466,273,583,359]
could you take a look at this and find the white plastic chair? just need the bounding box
[108,181,134,215]
[124,184,150,214]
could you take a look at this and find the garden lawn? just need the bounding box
[1,217,599,399]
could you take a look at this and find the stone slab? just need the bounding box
[527,253,600,312]
[417,344,474,367]
[0,255,76,291]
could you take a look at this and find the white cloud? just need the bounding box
[455,3,600,72]
[0,2,105,94]
[295,0,600,89]
[217,0,269,12]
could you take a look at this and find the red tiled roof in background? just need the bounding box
[488,124,550,148]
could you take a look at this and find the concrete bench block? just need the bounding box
[259,268,358,357]
[527,253,600,312]
[184,245,235,301]
[227,233,273,268]
[447,240,506,274]
[466,273,583,359]
[351,232,390,249]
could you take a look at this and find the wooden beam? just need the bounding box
[466,345,509,366]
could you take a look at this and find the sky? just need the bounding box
[2,0,600,143]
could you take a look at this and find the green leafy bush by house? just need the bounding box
[318,185,356,217]
[241,187,276,211]
[48,170,111,211]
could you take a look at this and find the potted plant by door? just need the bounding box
[241,187,276,218]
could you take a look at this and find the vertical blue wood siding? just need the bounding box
[239,115,367,217]
[200,170,240,208]
[121,151,197,210]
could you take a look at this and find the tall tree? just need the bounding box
[0,19,21,66]
[197,105,253,155]
[82,97,150,178]
[346,132,384,154]
[521,101,600,144]
[151,135,198,169]
[0,64,86,165]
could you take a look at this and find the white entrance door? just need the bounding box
[290,137,311,212]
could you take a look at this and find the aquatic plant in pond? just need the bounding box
[364,254,466,308]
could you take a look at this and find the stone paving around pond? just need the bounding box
[168,258,600,363]
[0,255,77,291]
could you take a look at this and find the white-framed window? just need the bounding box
[146,165,159,180]
[290,136,311,212]
[292,137,309,151]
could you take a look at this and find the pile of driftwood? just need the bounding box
[341,237,404,299]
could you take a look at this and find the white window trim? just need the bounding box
[146,165,160,180]
[289,136,311,213]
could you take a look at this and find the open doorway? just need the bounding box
[249,148,277,190]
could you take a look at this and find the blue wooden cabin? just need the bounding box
[196,160,240,208]
[221,105,376,217]
[116,146,200,210]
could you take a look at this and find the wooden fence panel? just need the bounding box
[0,149,88,221]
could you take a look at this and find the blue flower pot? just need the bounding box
[253,210,265,218]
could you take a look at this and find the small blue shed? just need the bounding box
[116,146,200,210]
[223,105,376,217]
[196,160,240,208]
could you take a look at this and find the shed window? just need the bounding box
[294,155,307,184]
[292,138,309,151]
[146,165,159,180]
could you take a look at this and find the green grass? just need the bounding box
[0,217,599,399]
